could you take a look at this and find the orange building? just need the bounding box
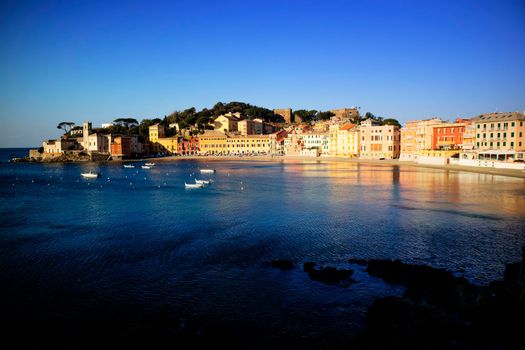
[178,137,199,155]
[432,120,470,150]
[110,136,132,158]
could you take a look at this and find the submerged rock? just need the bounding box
[271,259,294,270]
[303,262,354,287]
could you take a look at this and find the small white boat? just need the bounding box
[123,164,135,168]
[200,169,215,174]
[145,163,156,166]
[185,182,203,189]
[142,165,152,169]
[195,179,210,185]
[81,171,100,179]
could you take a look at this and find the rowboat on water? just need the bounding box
[81,171,100,179]
[185,182,204,189]
[195,179,211,185]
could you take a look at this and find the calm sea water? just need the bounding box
[1,149,525,346]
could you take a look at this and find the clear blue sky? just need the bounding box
[1,0,524,147]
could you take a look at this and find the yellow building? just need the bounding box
[226,134,271,155]
[400,121,417,156]
[359,119,400,159]
[198,130,228,155]
[334,123,359,157]
[328,124,340,155]
[148,124,178,154]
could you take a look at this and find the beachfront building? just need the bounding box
[177,137,199,155]
[461,120,476,151]
[79,121,111,153]
[400,118,444,161]
[302,132,329,155]
[226,135,271,155]
[432,120,470,151]
[43,138,80,154]
[110,135,141,159]
[359,119,400,159]
[198,130,228,155]
[334,123,359,157]
[283,132,304,156]
[471,112,525,161]
[269,130,288,155]
[148,124,178,155]
[213,113,240,133]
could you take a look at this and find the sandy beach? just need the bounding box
[136,155,525,179]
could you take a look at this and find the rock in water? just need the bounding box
[303,262,354,287]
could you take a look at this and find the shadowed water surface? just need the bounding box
[1,156,524,347]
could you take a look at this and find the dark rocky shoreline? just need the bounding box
[275,247,525,349]
[5,248,524,349]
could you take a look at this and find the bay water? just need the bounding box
[1,149,524,346]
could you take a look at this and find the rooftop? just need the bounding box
[472,112,525,122]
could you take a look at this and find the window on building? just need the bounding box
[511,142,514,147]
[511,122,515,127]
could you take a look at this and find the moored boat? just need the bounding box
[185,182,204,189]
[195,179,210,185]
[142,165,152,169]
[123,164,135,168]
[145,163,156,166]
[200,169,215,174]
[81,171,100,179]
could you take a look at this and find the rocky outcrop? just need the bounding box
[303,262,355,287]
[349,246,525,349]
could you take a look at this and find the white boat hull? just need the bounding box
[81,173,99,178]
[185,182,203,189]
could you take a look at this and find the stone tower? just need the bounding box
[82,121,92,150]
[274,108,293,124]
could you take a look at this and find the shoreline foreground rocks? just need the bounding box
[349,246,525,349]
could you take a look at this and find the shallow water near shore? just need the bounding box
[1,154,525,346]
